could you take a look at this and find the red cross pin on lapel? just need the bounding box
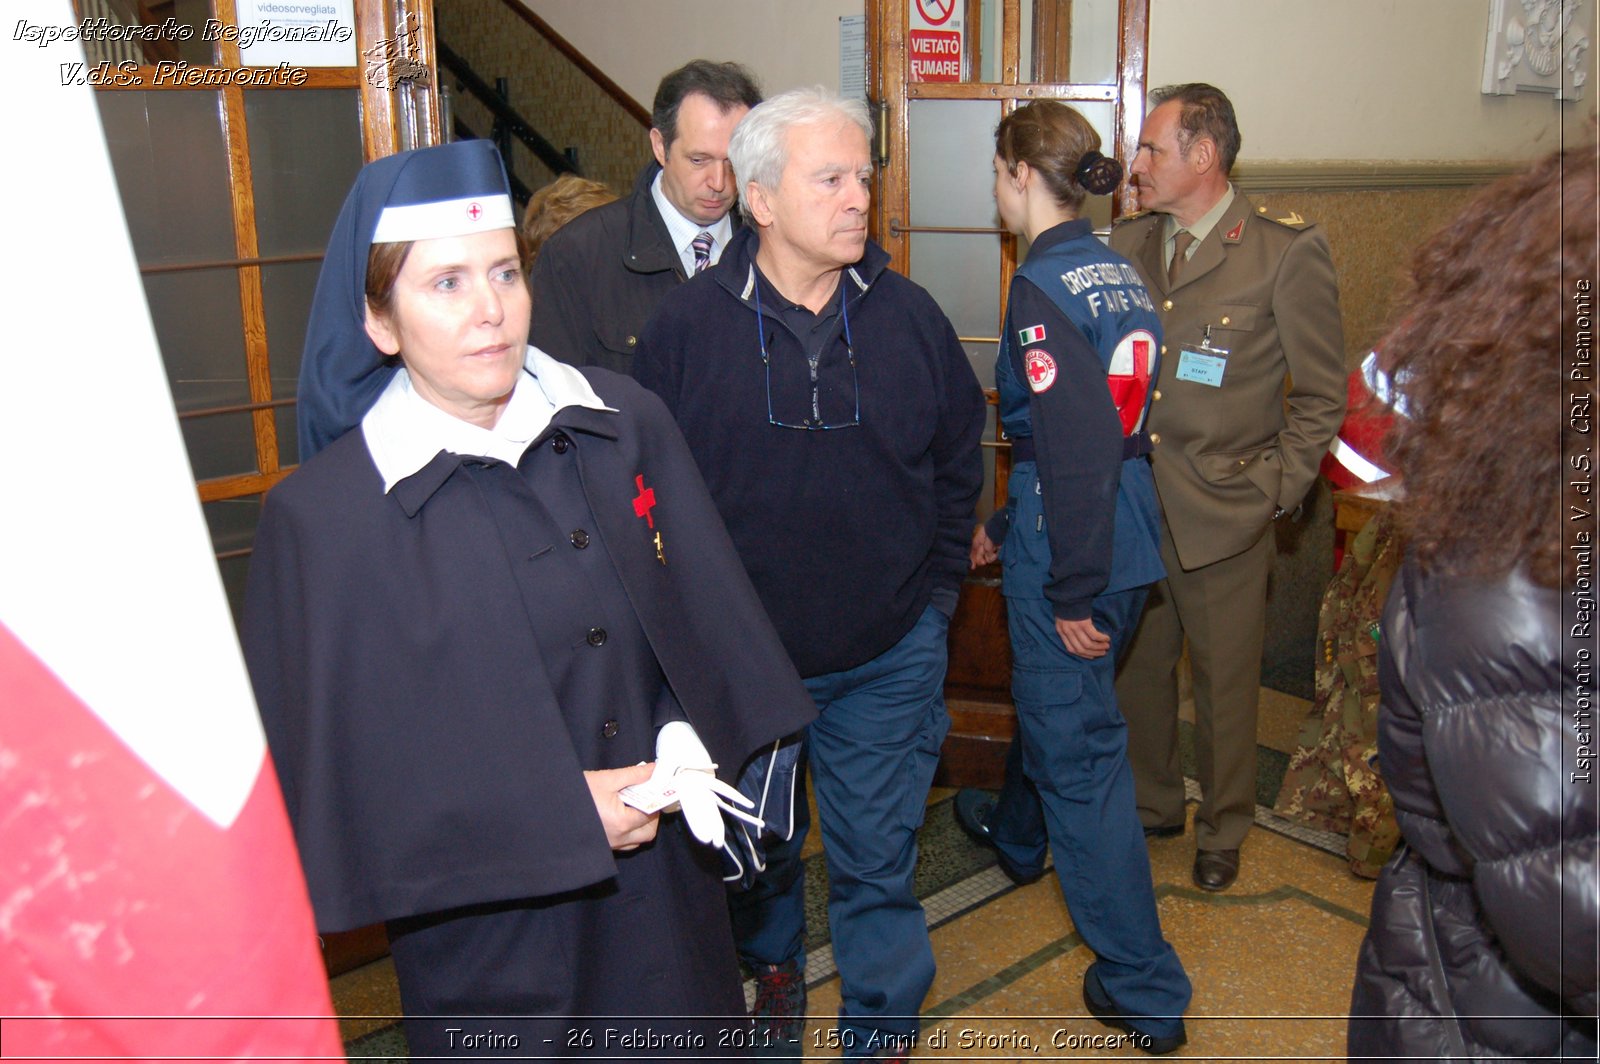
[633,474,667,565]
[632,474,657,527]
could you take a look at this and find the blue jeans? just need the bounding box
[732,604,951,1058]
[991,588,1191,1036]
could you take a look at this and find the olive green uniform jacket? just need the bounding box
[1110,193,1346,572]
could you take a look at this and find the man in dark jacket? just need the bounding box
[635,88,985,1060]
[529,60,760,373]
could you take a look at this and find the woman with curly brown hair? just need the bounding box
[1347,139,1597,1060]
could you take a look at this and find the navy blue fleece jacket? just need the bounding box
[634,228,985,678]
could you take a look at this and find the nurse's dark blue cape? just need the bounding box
[297,140,511,460]
[256,140,818,934]
[247,373,819,932]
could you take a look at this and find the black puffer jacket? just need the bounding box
[1349,558,1597,1060]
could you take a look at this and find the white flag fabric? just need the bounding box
[0,4,344,1057]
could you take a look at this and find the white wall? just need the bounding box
[1148,0,1596,162]
[522,0,865,108]
[526,0,1597,162]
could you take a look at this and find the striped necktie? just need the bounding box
[691,231,714,274]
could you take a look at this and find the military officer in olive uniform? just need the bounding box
[1110,83,1345,892]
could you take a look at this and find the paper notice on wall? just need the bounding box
[840,14,867,101]
[235,0,356,67]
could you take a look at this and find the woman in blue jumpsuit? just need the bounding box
[962,101,1191,1053]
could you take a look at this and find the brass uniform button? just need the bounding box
[1220,315,1232,326]
[626,335,637,347]
[1162,299,1173,311]
[1153,389,1162,401]
[1149,432,1161,445]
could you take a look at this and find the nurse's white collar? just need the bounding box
[361,345,614,493]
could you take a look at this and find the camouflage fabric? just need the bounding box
[1273,510,1401,878]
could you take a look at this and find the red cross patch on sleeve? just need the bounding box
[1024,349,1057,393]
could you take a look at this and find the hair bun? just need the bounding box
[1074,150,1123,196]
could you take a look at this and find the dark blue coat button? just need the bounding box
[570,529,590,549]
[601,719,619,739]
[551,433,570,453]
[586,627,607,647]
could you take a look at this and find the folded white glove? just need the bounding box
[653,721,758,848]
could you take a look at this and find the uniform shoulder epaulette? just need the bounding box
[1253,204,1316,230]
[1112,209,1154,226]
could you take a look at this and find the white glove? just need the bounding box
[653,721,758,848]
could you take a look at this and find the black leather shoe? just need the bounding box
[1192,848,1241,891]
[1143,822,1184,839]
[952,789,1040,885]
[1081,967,1187,1056]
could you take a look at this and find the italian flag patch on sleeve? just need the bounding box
[1018,324,1047,345]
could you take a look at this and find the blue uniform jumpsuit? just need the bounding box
[983,220,1191,1034]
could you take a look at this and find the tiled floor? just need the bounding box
[332,685,1378,1060]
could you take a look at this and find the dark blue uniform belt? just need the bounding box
[1009,432,1153,464]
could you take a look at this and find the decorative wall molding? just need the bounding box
[1482,0,1591,99]
[1232,161,1521,193]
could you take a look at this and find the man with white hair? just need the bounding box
[635,88,984,1060]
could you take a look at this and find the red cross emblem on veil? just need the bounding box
[466,201,483,221]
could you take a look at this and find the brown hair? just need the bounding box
[521,175,618,262]
[1148,83,1241,175]
[364,240,412,321]
[994,100,1121,213]
[651,60,762,151]
[1378,139,1597,588]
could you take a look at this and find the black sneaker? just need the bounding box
[952,788,1041,885]
[1081,965,1187,1056]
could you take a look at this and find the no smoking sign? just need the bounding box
[909,0,963,82]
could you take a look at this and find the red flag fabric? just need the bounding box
[0,4,343,1058]
[0,626,342,1060]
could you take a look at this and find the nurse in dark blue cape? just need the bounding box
[245,140,816,1056]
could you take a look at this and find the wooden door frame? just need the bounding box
[862,0,1150,785]
[867,0,1149,271]
[87,0,440,505]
